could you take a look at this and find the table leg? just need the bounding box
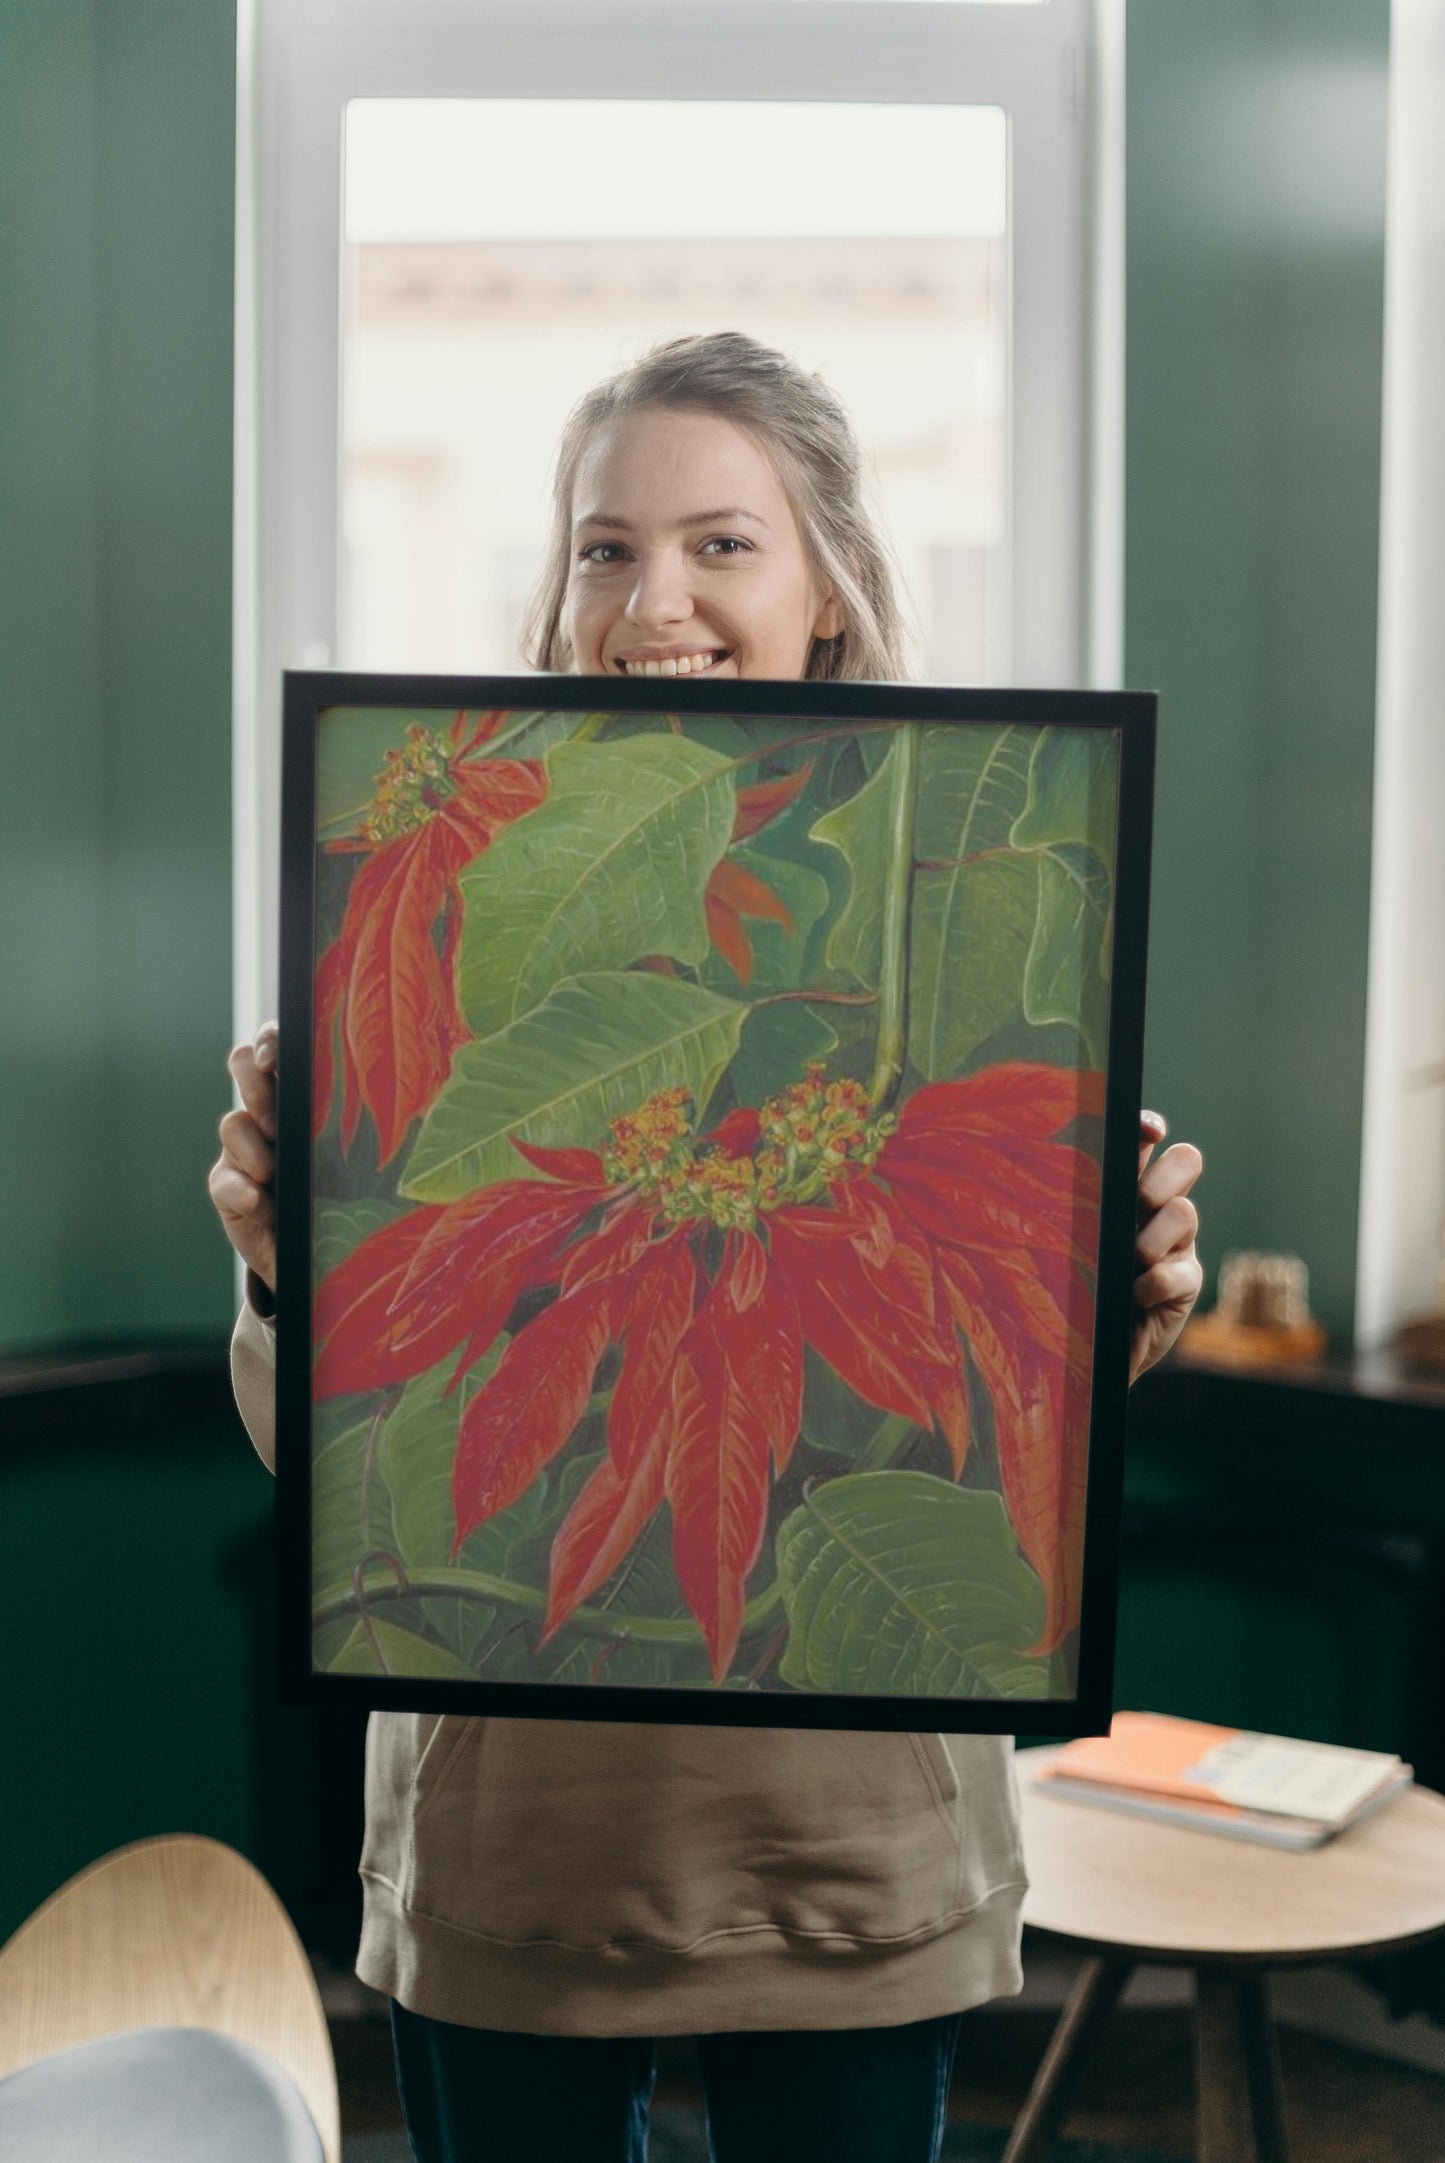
[1195,1968,1289,2163]
[1000,1954,1132,2163]
[1238,1971,1289,2163]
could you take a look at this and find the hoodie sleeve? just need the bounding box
[230,1269,278,1474]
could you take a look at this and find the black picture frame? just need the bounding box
[277,672,1154,1734]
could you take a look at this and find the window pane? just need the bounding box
[340,99,1008,682]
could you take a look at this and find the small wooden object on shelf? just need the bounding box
[1179,1249,1327,1369]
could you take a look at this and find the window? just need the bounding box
[235,0,1119,1027]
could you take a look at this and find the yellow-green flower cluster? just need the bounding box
[602,1086,695,1188]
[602,1062,897,1232]
[755,1063,896,1205]
[360,724,456,845]
[669,1150,758,1232]
[604,1088,757,1231]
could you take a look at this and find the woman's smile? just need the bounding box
[613,645,734,678]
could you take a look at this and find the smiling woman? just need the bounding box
[217,319,1193,2163]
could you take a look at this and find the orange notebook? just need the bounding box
[1040,1710,1403,1826]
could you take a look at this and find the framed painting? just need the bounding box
[276,674,1154,1733]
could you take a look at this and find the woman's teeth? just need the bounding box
[621,651,725,677]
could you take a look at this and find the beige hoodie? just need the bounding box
[232,1287,1029,2035]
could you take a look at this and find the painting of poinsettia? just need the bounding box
[293,685,1142,1722]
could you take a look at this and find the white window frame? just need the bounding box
[233,0,1122,1036]
[1355,2,1445,1351]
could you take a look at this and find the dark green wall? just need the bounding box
[0,0,237,1352]
[1127,0,1390,1339]
[2,1398,271,1943]
[0,1383,370,1956]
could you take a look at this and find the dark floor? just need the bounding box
[332,1999,1445,2162]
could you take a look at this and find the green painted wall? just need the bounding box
[1127,0,1390,1340]
[1,1405,272,1944]
[0,0,237,1353]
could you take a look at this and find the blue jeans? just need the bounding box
[390,2000,965,2163]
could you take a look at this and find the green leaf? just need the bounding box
[311,1396,396,1604]
[314,1198,406,1283]
[325,1616,481,1679]
[377,1359,478,1570]
[809,742,899,985]
[374,1352,499,1660]
[914,724,1035,865]
[733,1001,839,1112]
[1010,727,1120,863]
[1026,843,1112,1065]
[776,1471,1051,1699]
[909,851,1041,1081]
[400,971,747,1202]
[486,710,601,760]
[311,1613,358,1671]
[906,726,1037,1081]
[457,736,737,1035]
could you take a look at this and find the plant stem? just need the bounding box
[869,723,921,1109]
[568,711,611,744]
[751,988,878,1010]
[852,1412,920,1473]
[313,1565,785,1647]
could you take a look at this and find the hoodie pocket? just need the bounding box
[399,1718,982,1952]
[908,1732,963,1840]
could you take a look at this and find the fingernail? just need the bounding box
[1142,1110,1167,1136]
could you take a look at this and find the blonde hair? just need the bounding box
[522,331,915,682]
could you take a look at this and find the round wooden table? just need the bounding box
[1007,1743,1445,2163]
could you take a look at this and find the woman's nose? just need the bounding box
[625,547,693,631]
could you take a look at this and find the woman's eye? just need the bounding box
[579,541,627,565]
[700,536,751,558]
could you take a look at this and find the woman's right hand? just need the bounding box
[209,1020,279,1296]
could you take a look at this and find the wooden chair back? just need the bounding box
[0,1834,340,2163]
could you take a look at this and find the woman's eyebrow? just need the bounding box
[573,507,771,534]
[678,508,771,531]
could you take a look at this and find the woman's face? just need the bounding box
[562,407,842,681]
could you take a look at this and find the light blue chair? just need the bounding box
[0,1835,340,2161]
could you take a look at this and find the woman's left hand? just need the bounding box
[1130,1113,1204,1383]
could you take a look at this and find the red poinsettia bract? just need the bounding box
[316,1059,1102,1680]
[315,712,546,1167]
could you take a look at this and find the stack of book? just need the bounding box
[1029,1711,1413,1849]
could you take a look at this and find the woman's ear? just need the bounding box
[812,592,846,642]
